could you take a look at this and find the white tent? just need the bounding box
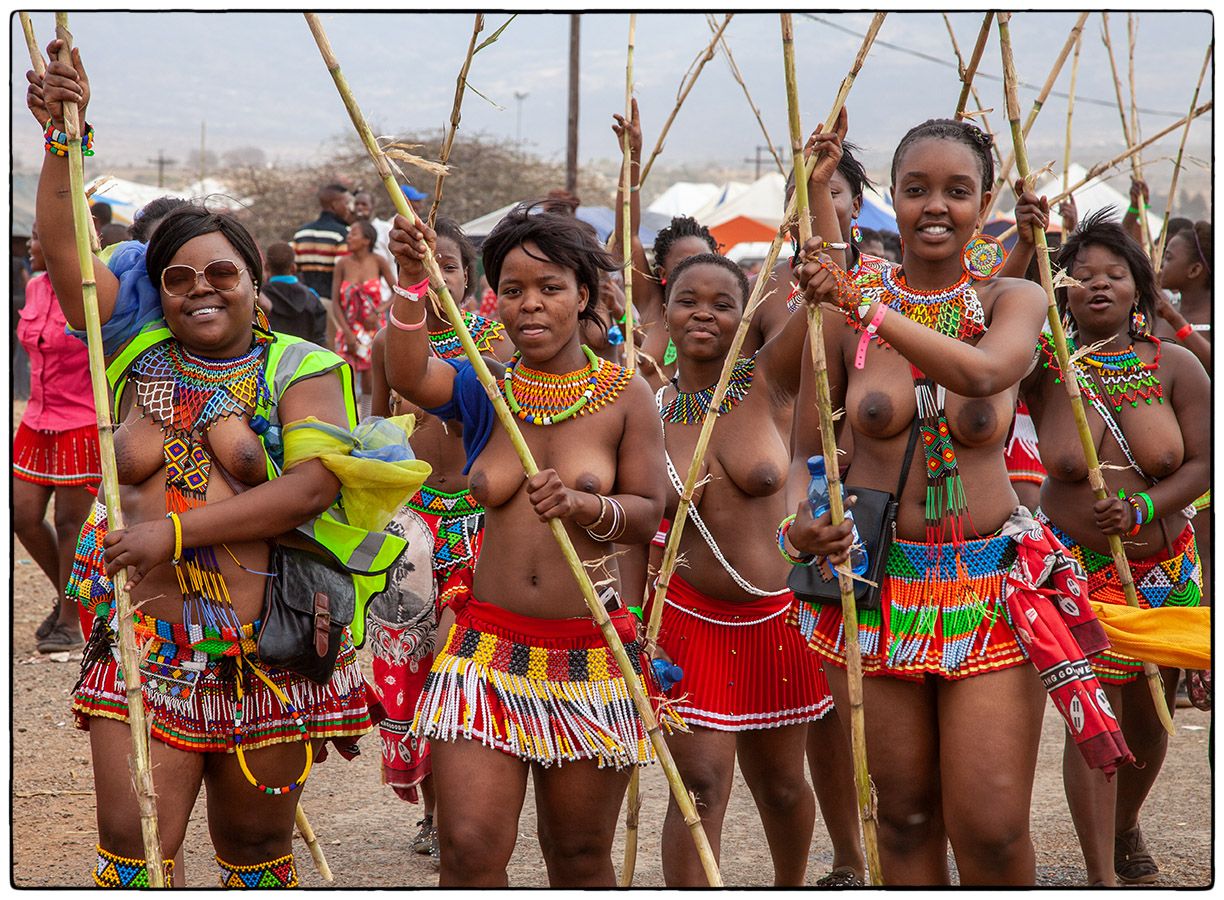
[690,180,755,223]
[1002,163,1162,235]
[696,173,786,228]
[646,181,721,218]
[86,176,245,225]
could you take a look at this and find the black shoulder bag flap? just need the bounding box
[259,533,357,686]
[788,416,921,611]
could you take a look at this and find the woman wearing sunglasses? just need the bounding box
[28,42,396,888]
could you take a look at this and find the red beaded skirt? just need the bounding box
[652,573,833,731]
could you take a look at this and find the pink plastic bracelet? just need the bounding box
[388,305,426,331]
[854,303,887,369]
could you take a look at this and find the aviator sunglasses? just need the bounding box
[160,259,247,296]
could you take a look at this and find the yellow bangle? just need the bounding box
[166,511,183,565]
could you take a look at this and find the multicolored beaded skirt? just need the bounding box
[72,612,373,754]
[410,577,659,769]
[791,532,1026,681]
[1038,513,1201,684]
[13,421,101,487]
[653,574,832,731]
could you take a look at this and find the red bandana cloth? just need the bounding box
[1001,510,1134,777]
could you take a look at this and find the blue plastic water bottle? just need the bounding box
[651,658,684,693]
[806,456,868,576]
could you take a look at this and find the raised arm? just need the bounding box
[28,40,118,330]
[383,214,462,410]
[998,179,1050,281]
[797,245,1048,397]
[611,99,661,324]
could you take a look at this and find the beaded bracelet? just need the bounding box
[776,514,817,566]
[1132,491,1155,524]
[44,118,95,157]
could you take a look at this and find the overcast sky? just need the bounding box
[9,9,1214,200]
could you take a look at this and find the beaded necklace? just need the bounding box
[1039,333,1164,413]
[428,312,506,360]
[502,345,632,425]
[131,336,272,629]
[660,355,756,424]
[852,265,986,347]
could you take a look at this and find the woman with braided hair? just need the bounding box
[1022,211,1210,886]
[610,99,719,389]
[786,118,1119,885]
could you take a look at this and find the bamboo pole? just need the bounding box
[1100,12,1155,258]
[993,100,1213,244]
[630,16,886,885]
[428,14,484,227]
[997,12,1174,738]
[621,14,637,371]
[1152,42,1211,270]
[708,13,787,177]
[781,12,882,885]
[1063,29,1083,194]
[295,804,333,882]
[638,13,733,187]
[1127,15,1141,170]
[20,12,45,75]
[942,13,1003,167]
[985,12,1089,219]
[952,13,994,123]
[51,13,166,884]
[302,14,722,886]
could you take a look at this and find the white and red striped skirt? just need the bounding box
[651,574,832,731]
[13,422,101,487]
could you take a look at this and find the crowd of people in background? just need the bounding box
[14,35,1212,890]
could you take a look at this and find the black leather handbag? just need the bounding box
[788,418,921,611]
[257,538,356,685]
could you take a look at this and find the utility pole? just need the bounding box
[147,150,176,188]
[742,145,783,180]
[566,14,580,193]
[514,90,529,148]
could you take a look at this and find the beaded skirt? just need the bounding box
[410,578,662,769]
[791,532,1027,681]
[653,573,832,731]
[72,612,372,753]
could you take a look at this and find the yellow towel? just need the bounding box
[1090,603,1211,670]
[283,415,432,533]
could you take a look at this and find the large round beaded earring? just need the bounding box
[961,233,1005,280]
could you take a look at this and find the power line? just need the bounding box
[800,14,1189,118]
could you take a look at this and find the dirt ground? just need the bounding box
[6,384,1212,888]
[10,533,1213,889]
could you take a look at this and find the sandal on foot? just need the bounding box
[34,603,60,642]
[411,818,435,855]
[36,621,84,654]
[1115,825,1158,885]
[816,867,864,887]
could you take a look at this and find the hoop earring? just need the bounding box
[1131,306,1149,335]
[851,223,863,244]
[962,233,1005,280]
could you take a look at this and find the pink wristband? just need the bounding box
[854,303,887,369]
[388,305,426,331]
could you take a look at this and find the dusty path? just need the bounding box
[11,528,1212,888]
